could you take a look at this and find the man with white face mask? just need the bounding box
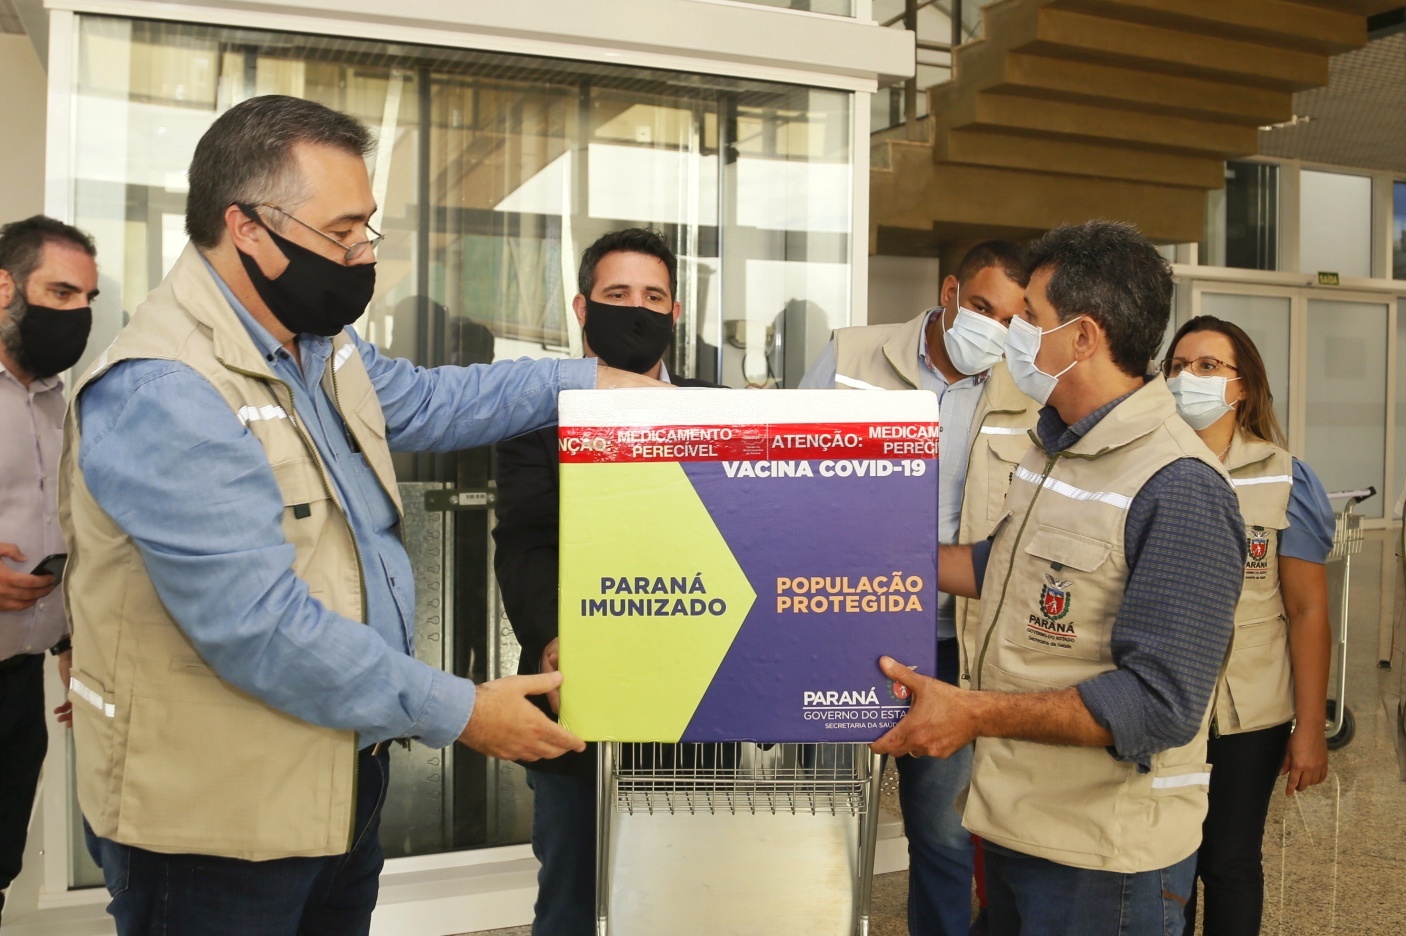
[873,221,1246,935]
[801,241,1036,936]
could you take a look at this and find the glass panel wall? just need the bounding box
[1395,298,1406,511]
[871,0,977,132]
[1305,298,1388,517]
[66,12,853,881]
[1202,160,1278,271]
[1300,169,1372,279]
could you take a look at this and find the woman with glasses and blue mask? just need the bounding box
[1163,315,1334,936]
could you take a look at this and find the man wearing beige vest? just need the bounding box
[873,221,1245,935]
[60,95,662,935]
[800,241,1035,936]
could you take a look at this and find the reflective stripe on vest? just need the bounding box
[1013,464,1134,510]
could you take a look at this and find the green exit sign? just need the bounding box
[1317,271,1340,286]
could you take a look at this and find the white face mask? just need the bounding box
[1167,372,1239,431]
[1004,314,1084,405]
[940,285,1008,376]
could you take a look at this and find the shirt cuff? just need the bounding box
[408,668,476,749]
[971,539,993,597]
[1076,670,1152,771]
[560,357,600,391]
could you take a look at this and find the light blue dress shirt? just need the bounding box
[799,310,986,639]
[76,262,598,747]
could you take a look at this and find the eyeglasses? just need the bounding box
[1163,355,1238,378]
[246,203,383,263]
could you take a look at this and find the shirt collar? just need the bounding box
[1035,385,1140,454]
[918,308,989,389]
[0,358,62,394]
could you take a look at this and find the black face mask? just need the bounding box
[6,292,92,379]
[583,298,675,374]
[236,206,376,337]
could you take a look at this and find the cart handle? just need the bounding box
[1326,486,1376,504]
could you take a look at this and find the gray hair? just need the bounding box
[1026,221,1173,379]
[184,95,374,249]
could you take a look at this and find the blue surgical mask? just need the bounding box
[940,285,1007,376]
[1167,372,1239,430]
[1004,315,1083,405]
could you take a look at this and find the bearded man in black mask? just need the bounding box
[0,214,97,918]
[493,228,720,936]
[59,97,667,936]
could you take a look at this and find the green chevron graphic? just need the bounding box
[557,461,756,741]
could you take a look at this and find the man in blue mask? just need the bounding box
[493,228,720,936]
[799,241,1035,936]
[61,96,666,935]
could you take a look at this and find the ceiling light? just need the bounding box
[1260,115,1314,131]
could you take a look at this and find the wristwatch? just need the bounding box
[49,636,71,656]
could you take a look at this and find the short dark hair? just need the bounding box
[0,215,96,285]
[1026,221,1172,378]
[577,228,678,299]
[185,95,374,249]
[954,240,1030,289]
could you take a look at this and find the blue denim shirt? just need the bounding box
[76,264,598,747]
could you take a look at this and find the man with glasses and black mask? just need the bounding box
[0,215,98,920]
[59,96,664,935]
[800,241,1035,936]
[493,228,720,936]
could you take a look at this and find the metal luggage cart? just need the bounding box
[1323,487,1374,750]
[595,741,883,936]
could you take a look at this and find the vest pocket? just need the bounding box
[1223,614,1293,732]
[69,666,118,830]
[271,456,335,562]
[1149,761,1213,797]
[984,434,1032,521]
[1007,526,1115,665]
[119,689,348,857]
[968,733,1125,860]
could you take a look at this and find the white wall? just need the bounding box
[0,34,46,225]
[866,254,941,326]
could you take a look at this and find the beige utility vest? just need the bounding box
[961,378,1232,873]
[831,311,1038,643]
[1215,433,1295,734]
[59,243,403,860]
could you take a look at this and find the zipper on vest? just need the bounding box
[970,450,1060,689]
[222,362,367,851]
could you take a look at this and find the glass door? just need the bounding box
[1304,295,1390,518]
[1188,281,1399,523]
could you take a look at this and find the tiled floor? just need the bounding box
[466,529,1406,936]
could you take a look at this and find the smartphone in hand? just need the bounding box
[30,553,68,585]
